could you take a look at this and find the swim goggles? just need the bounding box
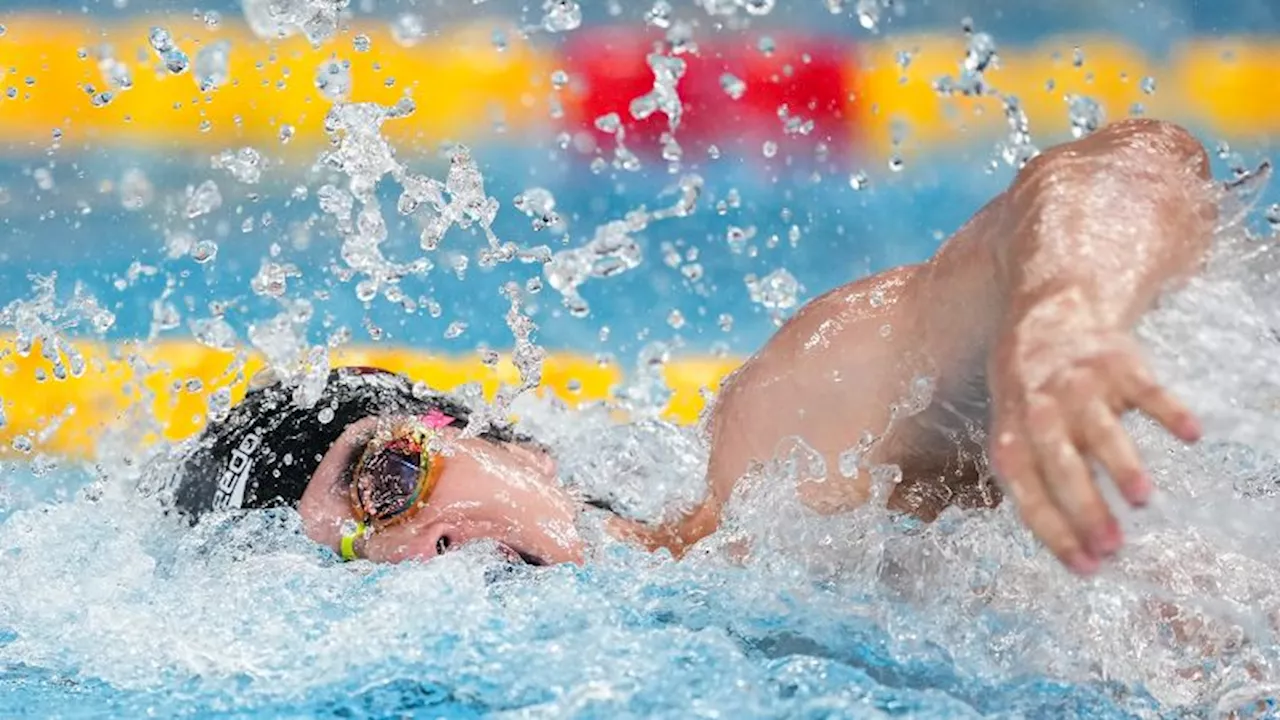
[340,409,454,561]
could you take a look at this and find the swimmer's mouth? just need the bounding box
[516,549,546,567]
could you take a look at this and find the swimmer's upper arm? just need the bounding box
[686,266,938,536]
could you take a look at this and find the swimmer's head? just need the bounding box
[173,367,587,565]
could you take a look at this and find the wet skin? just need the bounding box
[300,119,1216,575]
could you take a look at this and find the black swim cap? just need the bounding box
[172,366,520,522]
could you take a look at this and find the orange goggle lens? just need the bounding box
[350,428,441,525]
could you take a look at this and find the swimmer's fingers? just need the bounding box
[1117,360,1202,443]
[1078,399,1152,507]
[991,412,1095,575]
[1026,396,1120,564]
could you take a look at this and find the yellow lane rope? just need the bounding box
[0,336,742,459]
[0,15,1274,153]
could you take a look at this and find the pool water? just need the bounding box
[1,7,1280,718]
[4,202,1280,718]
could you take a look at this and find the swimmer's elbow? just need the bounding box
[1111,118,1211,180]
[1017,118,1211,193]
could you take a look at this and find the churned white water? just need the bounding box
[0,180,1277,715]
[1,2,1279,716]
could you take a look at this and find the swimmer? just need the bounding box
[171,118,1215,577]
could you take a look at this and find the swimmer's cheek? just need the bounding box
[353,527,448,563]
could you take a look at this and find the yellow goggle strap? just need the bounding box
[340,520,368,562]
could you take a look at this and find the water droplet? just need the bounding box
[99,53,134,92]
[551,69,569,89]
[315,59,352,102]
[667,309,686,328]
[1067,94,1104,138]
[838,448,861,477]
[353,34,371,52]
[250,260,299,298]
[213,146,264,184]
[757,36,775,56]
[542,0,582,33]
[645,0,673,28]
[11,435,32,454]
[162,49,189,75]
[194,40,230,91]
[279,124,295,144]
[762,140,778,158]
[855,0,880,31]
[444,321,468,339]
[514,187,561,231]
[1072,46,1085,67]
[888,156,904,172]
[849,171,869,190]
[242,0,345,45]
[490,27,508,52]
[391,13,427,47]
[720,73,746,100]
[964,32,998,75]
[1140,76,1156,95]
[203,10,221,29]
[33,167,54,191]
[870,463,903,486]
[148,26,175,54]
[718,313,734,332]
[745,268,801,312]
[191,239,218,263]
[743,0,775,15]
[594,113,622,134]
[185,179,222,218]
[1265,203,1280,231]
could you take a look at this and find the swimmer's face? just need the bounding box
[298,415,586,565]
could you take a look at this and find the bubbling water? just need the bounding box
[2,176,1279,717]
[4,4,1280,716]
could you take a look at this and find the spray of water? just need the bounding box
[3,3,1280,717]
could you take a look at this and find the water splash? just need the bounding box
[1068,94,1105,139]
[390,13,427,47]
[541,0,583,33]
[544,175,703,317]
[745,268,802,325]
[193,39,231,92]
[241,0,349,45]
[211,147,264,185]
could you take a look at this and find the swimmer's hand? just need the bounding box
[989,310,1201,575]
[982,119,1213,576]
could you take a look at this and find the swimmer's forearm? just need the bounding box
[994,119,1214,336]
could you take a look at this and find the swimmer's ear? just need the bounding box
[505,440,557,477]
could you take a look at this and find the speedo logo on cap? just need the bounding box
[212,432,262,511]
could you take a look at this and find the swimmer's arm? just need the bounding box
[921,118,1215,572]
[641,265,929,557]
[637,119,1215,562]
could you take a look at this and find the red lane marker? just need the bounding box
[562,28,858,161]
